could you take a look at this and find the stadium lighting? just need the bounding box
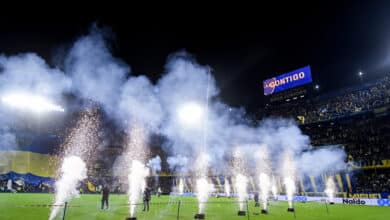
[1,93,65,113]
[315,84,320,90]
[359,71,363,76]
[177,102,204,127]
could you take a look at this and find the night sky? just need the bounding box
[1,1,390,113]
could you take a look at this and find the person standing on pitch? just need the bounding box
[254,192,260,207]
[101,185,110,210]
[143,187,151,211]
[157,186,162,198]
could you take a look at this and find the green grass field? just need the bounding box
[0,193,389,220]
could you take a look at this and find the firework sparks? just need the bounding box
[124,122,150,217]
[325,176,336,203]
[49,108,100,220]
[281,151,296,208]
[232,148,248,211]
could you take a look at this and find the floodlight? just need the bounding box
[1,93,64,113]
[177,102,204,127]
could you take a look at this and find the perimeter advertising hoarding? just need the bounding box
[277,196,390,206]
[263,66,312,96]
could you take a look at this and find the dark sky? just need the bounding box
[1,1,390,113]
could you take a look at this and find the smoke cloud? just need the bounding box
[297,147,346,177]
[147,155,162,175]
[0,53,71,98]
[118,76,163,131]
[0,52,71,154]
[64,25,129,117]
[0,127,16,150]
[0,25,347,194]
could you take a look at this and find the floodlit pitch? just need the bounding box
[1,194,389,220]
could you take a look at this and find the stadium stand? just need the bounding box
[353,169,390,193]
[264,76,390,124]
[262,76,390,197]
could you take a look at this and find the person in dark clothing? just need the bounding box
[143,187,151,211]
[254,192,260,207]
[101,185,109,209]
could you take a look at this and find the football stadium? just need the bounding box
[1,4,390,220]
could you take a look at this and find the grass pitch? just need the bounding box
[0,193,389,220]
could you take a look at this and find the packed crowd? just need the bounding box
[302,114,390,162]
[265,76,390,124]
[353,169,390,193]
[0,179,52,193]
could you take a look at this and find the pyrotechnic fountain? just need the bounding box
[235,173,248,215]
[49,108,100,220]
[178,178,184,195]
[193,70,213,219]
[282,151,296,212]
[49,156,86,220]
[232,148,248,216]
[259,173,270,213]
[128,160,149,218]
[194,152,213,219]
[284,177,296,212]
[256,146,271,214]
[125,123,149,220]
[195,176,214,218]
[224,178,231,197]
[325,176,336,204]
[271,177,278,200]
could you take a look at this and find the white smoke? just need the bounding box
[0,127,16,150]
[297,147,346,176]
[119,76,163,131]
[128,160,149,217]
[62,29,347,194]
[156,54,346,178]
[147,155,162,175]
[147,155,162,188]
[0,53,71,99]
[64,25,129,117]
[158,53,218,169]
[0,52,70,152]
[167,155,189,173]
